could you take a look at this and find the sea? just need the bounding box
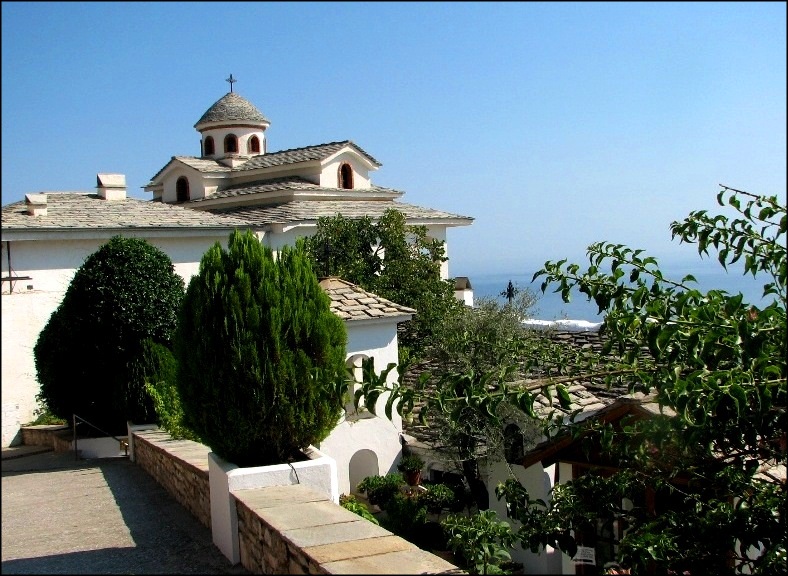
[468,263,779,322]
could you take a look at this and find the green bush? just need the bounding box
[442,510,516,575]
[421,483,457,513]
[357,473,406,507]
[174,231,347,466]
[25,405,67,426]
[131,339,200,441]
[384,491,428,535]
[34,236,184,434]
[339,494,380,525]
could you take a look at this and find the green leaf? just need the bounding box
[556,384,572,410]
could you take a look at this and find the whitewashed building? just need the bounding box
[143,87,473,281]
[1,83,474,482]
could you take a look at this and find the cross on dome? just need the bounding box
[225,74,237,92]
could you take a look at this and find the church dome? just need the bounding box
[194,92,269,130]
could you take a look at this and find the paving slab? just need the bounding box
[322,547,462,574]
[1,451,247,574]
[303,534,415,564]
[283,518,392,548]
[1,445,54,460]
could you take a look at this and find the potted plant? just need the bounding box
[397,453,425,486]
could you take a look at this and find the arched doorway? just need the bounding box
[349,449,378,494]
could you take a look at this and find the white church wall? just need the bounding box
[320,152,372,189]
[200,126,265,159]
[1,290,67,446]
[162,168,207,202]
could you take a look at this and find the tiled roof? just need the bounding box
[207,200,473,226]
[194,92,269,127]
[1,193,251,231]
[189,176,402,203]
[401,328,624,449]
[513,379,608,418]
[146,141,381,186]
[176,157,232,173]
[236,141,381,170]
[319,277,415,322]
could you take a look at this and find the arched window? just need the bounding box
[248,135,260,154]
[176,177,190,202]
[504,423,524,465]
[339,163,354,189]
[224,134,238,154]
[204,136,215,156]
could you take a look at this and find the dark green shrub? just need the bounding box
[384,491,428,535]
[34,236,184,434]
[357,473,406,507]
[175,230,347,466]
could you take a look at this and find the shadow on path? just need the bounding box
[2,453,247,574]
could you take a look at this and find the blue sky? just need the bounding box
[2,2,785,278]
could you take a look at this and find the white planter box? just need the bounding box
[208,446,338,565]
[68,436,129,458]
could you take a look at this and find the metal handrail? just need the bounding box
[72,414,129,460]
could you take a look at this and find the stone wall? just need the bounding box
[20,424,69,447]
[129,428,461,575]
[131,429,212,528]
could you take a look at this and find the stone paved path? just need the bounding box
[1,451,248,574]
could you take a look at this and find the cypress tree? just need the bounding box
[175,230,346,466]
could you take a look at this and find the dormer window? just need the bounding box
[204,136,215,156]
[339,163,354,189]
[224,134,238,154]
[176,177,190,202]
[248,135,260,154]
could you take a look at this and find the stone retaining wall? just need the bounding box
[131,429,212,528]
[20,424,69,447]
[129,428,461,575]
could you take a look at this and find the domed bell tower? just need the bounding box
[194,74,270,167]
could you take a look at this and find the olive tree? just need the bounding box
[356,187,786,574]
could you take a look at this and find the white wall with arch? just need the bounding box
[318,319,406,496]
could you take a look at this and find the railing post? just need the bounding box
[73,414,78,461]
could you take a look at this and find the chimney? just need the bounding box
[96,173,126,200]
[25,193,47,216]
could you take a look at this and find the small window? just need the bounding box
[339,163,354,189]
[248,135,260,154]
[204,136,215,156]
[224,134,238,154]
[176,177,190,202]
